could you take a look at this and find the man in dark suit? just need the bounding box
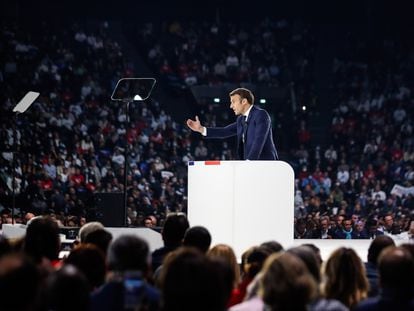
[186,88,278,160]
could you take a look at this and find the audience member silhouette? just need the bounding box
[0,253,41,311]
[355,246,414,311]
[233,246,271,306]
[160,247,230,311]
[152,213,189,271]
[261,252,317,311]
[23,216,61,268]
[260,240,284,254]
[364,235,395,297]
[91,235,160,311]
[64,244,107,291]
[323,247,369,308]
[78,221,104,243]
[41,264,90,311]
[288,246,348,311]
[208,244,241,307]
[182,226,212,253]
[83,228,113,256]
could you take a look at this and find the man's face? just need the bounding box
[343,220,353,231]
[230,94,248,116]
[385,216,393,227]
[144,219,153,227]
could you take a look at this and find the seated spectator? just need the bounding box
[364,235,396,297]
[23,216,61,269]
[287,246,348,311]
[312,216,334,239]
[160,247,231,311]
[260,240,284,254]
[0,253,41,311]
[261,252,318,311]
[295,218,314,239]
[64,244,107,291]
[91,235,160,311]
[0,236,12,258]
[381,214,401,235]
[323,247,369,308]
[236,246,271,305]
[398,220,414,242]
[208,244,241,307]
[144,215,158,228]
[233,242,284,307]
[152,212,189,271]
[41,265,90,311]
[366,219,384,239]
[334,218,358,239]
[355,247,414,311]
[77,221,104,243]
[182,225,212,253]
[83,228,113,256]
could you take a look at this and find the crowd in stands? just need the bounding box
[2,213,414,311]
[0,21,192,228]
[291,36,414,240]
[134,18,314,92]
[0,17,414,243]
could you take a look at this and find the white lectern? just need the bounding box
[188,160,294,259]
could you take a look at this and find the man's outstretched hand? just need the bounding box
[186,116,204,134]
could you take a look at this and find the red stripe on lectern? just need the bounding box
[204,161,221,165]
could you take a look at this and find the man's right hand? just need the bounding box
[186,116,204,134]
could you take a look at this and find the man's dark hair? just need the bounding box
[288,246,321,283]
[245,246,271,279]
[302,243,323,265]
[83,229,113,255]
[183,226,212,253]
[0,236,12,258]
[161,248,229,311]
[107,235,149,272]
[0,254,40,311]
[378,246,414,291]
[367,235,395,264]
[229,88,254,105]
[44,265,90,311]
[162,213,189,247]
[23,216,61,263]
[65,244,106,290]
[260,240,284,254]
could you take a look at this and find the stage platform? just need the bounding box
[1,223,407,261]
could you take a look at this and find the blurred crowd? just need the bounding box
[1,214,414,311]
[0,18,413,242]
[0,21,191,228]
[134,18,314,94]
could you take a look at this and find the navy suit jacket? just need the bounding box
[206,105,278,160]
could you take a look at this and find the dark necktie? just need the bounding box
[238,116,247,160]
[242,116,247,143]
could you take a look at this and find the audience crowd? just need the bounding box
[1,214,414,311]
[0,19,413,241]
[134,18,314,91]
[292,36,414,240]
[1,15,414,311]
[0,21,192,228]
